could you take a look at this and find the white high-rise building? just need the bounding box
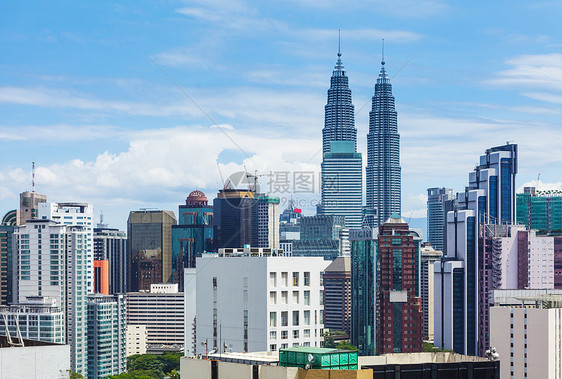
[16,219,89,375]
[39,202,94,293]
[186,249,328,355]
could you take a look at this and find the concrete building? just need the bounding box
[377,214,423,354]
[93,260,109,295]
[350,228,378,356]
[489,290,562,379]
[19,190,47,224]
[87,294,126,378]
[126,283,184,353]
[0,296,64,344]
[426,188,455,252]
[420,244,442,342]
[94,226,127,294]
[0,335,71,379]
[38,202,94,293]
[254,194,280,249]
[126,325,148,356]
[16,219,89,375]
[186,250,328,355]
[323,257,351,334]
[127,210,177,292]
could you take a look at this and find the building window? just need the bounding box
[293,330,299,338]
[304,311,310,325]
[270,312,277,327]
[270,272,277,287]
[281,291,288,304]
[281,312,288,326]
[319,310,323,324]
[281,330,288,339]
[270,344,277,351]
[293,311,299,326]
[304,272,310,286]
[270,291,277,305]
[319,290,324,305]
[270,331,277,340]
[281,272,288,287]
[213,277,217,289]
[304,329,310,338]
[292,291,299,304]
[293,272,299,286]
[304,291,310,305]
[281,344,288,349]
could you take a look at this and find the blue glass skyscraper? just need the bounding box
[365,56,401,227]
[320,48,362,230]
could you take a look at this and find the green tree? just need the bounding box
[335,341,359,351]
[159,352,182,373]
[128,354,165,378]
[422,342,453,352]
[69,372,86,379]
[323,336,336,348]
[108,370,159,379]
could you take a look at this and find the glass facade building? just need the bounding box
[517,187,562,234]
[426,188,455,252]
[320,51,362,230]
[350,228,377,356]
[87,294,127,379]
[365,60,401,227]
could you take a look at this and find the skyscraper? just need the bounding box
[127,210,177,292]
[320,48,362,229]
[426,188,455,252]
[94,226,127,294]
[435,143,518,356]
[365,55,401,227]
[376,213,423,354]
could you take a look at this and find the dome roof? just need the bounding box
[186,190,208,206]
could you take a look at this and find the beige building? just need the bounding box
[126,325,147,356]
[420,244,442,342]
[126,283,184,353]
[490,292,562,379]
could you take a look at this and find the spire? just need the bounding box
[333,29,345,76]
[377,39,390,85]
[32,160,35,193]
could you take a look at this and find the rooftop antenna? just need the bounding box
[338,29,341,57]
[32,160,35,193]
[381,38,385,66]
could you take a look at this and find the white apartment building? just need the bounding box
[16,219,89,376]
[39,202,94,293]
[126,325,148,356]
[126,283,184,352]
[490,291,562,379]
[186,250,328,356]
[0,296,64,344]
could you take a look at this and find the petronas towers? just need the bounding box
[320,45,401,228]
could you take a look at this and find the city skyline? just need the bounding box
[1,1,562,230]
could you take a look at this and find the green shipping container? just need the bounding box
[279,347,358,369]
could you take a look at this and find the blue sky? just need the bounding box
[1,1,562,231]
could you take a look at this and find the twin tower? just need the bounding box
[320,47,401,228]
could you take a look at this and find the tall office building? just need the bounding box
[213,189,255,249]
[38,202,94,293]
[435,143,518,357]
[253,194,280,249]
[517,186,562,234]
[87,294,126,379]
[172,191,214,288]
[16,219,89,375]
[94,226,127,294]
[323,257,351,334]
[420,244,443,341]
[319,49,362,229]
[427,188,455,252]
[127,210,177,292]
[365,57,401,227]
[350,228,378,356]
[376,214,423,354]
